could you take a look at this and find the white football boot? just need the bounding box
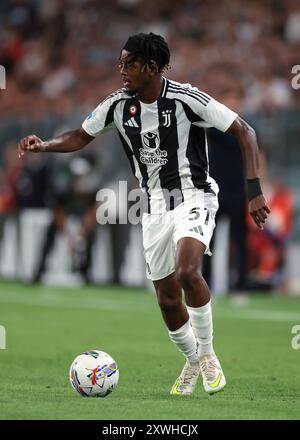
[199,353,226,395]
[170,360,201,395]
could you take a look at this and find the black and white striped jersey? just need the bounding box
[82,78,238,212]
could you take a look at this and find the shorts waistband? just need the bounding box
[143,186,217,214]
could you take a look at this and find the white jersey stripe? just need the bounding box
[140,101,166,212]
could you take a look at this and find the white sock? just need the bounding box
[186,301,214,357]
[168,320,199,364]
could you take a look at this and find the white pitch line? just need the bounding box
[214,309,300,323]
[0,292,300,322]
[0,292,143,312]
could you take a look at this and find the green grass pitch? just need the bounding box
[0,281,300,420]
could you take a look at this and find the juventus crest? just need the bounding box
[162,109,172,128]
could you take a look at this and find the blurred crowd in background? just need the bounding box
[0,0,299,292]
[1,0,300,115]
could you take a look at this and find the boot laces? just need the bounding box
[200,356,220,382]
[180,362,200,385]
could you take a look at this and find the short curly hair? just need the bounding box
[122,32,170,73]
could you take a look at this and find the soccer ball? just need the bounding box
[69,350,119,397]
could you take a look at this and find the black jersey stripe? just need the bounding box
[100,88,125,106]
[168,82,210,104]
[168,85,210,106]
[186,125,211,190]
[168,88,208,106]
[180,100,205,123]
[157,98,183,210]
[104,98,127,127]
[117,132,136,176]
[168,87,209,107]
[160,77,168,98]
[168,82,210,100]
[122,99,151,213]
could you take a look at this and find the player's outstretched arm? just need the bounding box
[18,127,94,158]
[227,116,271,229]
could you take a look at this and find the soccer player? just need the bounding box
[18,33,270,396]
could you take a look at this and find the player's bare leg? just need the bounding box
[175,238,211,308]
[175,237,226,394]
[153,273,187,331]
[153,274,201,395]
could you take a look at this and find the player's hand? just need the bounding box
[18,134,45,158]
[248,194,271,230]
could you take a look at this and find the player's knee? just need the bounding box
[176,264,200,291]
[157,293,182,314]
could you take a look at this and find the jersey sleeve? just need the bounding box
[178,85,238,132]
[82,96,116,137]
[200,96,238,132]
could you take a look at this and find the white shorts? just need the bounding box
[142,188,219,281]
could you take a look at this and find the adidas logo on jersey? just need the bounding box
[189,225,203,235]
[124,117,138,128]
